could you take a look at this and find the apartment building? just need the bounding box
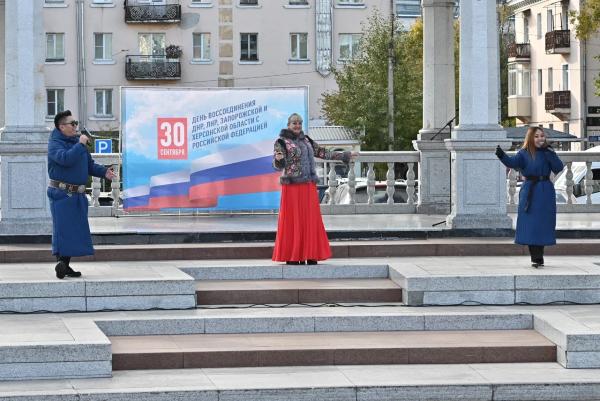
[507,0,600,150]
[0,0,427,136]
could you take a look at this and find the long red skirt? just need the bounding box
[272,182,331,262]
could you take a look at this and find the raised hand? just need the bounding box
[495,145,505,159]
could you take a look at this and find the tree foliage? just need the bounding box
[321,12,424,151]
[571,0,600,40]
[571,0,600,95]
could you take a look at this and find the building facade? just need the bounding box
[507,0,600,149]
[0,0,427,135]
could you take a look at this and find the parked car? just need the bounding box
[323,180,418,205]
[509,147,600,204]
[554,147,600,204]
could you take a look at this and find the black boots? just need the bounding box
[55,256,81,279]
[55,260,67,279]
[285,260,318,265]
[528,246,544,268]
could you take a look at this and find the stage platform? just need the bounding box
[7,213,600,244]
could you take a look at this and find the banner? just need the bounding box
[121,86,308,211]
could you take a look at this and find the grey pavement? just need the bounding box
[3,363,600,400]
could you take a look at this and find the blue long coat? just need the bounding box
[499,147,564,246]
[47,129,107,257]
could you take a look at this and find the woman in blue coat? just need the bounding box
[48,110,116,279]
[495,127,564,267]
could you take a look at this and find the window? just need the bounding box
[508,64,530,97]
[138,33,166,56]
[95,89,113,116]
[337,0,364,5]
[548,67,553,91]
[191,0,212,3]
[564,123,570,134]
[562,64,569,91]
[396,0,420,17]
[523,15,529,43]
[536,13,542,39]
[46,33,64,62]
[290,33,308,60]
[288,0,308,4]
[549,123,554,130]
[192,33,211,61]
[45,0,64,4]
[239,0,258,5]
[538,69,543,95]
[93,0,113,3]
[94,33,113,61]
[240,33,258,61]
[47,89,64,117]
[339,33,361,61]
[547,9,554,32]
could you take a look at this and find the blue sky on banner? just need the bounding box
[121,87,308,189]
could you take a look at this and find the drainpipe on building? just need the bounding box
[582,38,588,150]
[387,0,395,151]
[76,0,87,125]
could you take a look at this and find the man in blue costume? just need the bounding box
[47,110,116,279]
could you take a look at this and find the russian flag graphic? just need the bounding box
[123,139,280,211]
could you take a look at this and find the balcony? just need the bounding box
[507,43,530,61]
[124,1,181,24]
[545,91,571,117]
[125,55,181,80]
[545,30,570,54]
[508,96,531,118]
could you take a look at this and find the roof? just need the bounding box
[505,126,578,141]
[307,126,361,145]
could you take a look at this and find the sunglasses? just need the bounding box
[61,120,79,127]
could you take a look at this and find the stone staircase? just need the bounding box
[3,248,600,400]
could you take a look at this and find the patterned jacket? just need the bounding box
[273,129,350,185]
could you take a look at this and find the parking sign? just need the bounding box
[95,139,112,153]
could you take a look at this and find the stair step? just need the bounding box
[5,238,600,263]
[195,279,402,305]
[110,330,556,370]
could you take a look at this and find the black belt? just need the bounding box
[525,176,550,182]
[523,175,550,212]
[48,179,86,194]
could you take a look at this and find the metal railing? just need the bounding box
[545,91,571,111]
[545,30,570,53]
[125,55,181,80]
[124,1,181,23]
[507,42,530,59]
[319,152,420,214]
[506,151,600,213]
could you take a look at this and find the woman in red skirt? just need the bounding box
[272,113,356,265]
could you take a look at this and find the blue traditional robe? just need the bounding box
[499,147,564,245]
[47,128,107,256]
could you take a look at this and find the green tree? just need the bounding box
[321,12,423,151]
[498,3,515,127]
[571,0,600,95]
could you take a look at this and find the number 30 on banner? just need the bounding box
[157,118,188,160]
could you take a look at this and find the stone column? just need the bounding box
[444,0,512,229]
[0,0,52,234]
[218,0,234,87]
[413,0,455,214]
